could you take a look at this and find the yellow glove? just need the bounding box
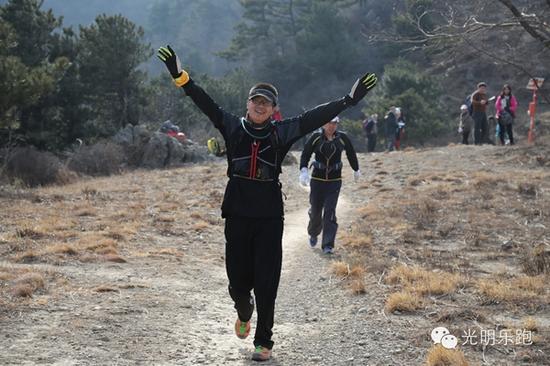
[157,45,189,87]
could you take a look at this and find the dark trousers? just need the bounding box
[462,129,471,145]
[308,179,342,249]
[497,119,514,145]
[367,134,377,152]
[225,216,283,349]
[386,136,395,151]
[473,111,488,145]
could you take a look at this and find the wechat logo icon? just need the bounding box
[431,327,458,349]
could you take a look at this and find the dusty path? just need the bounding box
[0,186,395,365]
[3,142,550,365]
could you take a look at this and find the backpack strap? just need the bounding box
[269,126,283,176]
[311,135,322,151]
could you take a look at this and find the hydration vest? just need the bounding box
[227,118,283,182]
[310,133,347,177]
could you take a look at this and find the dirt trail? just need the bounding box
[0,188,386,365]
[3,142,549,365]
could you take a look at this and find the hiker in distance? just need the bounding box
[299,116,360,254]
[157,45,377,361]
[471,82,489,145]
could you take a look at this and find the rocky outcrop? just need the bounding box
[112,125,214,169]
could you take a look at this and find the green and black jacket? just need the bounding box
[300,131,359,182]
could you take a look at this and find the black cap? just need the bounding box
[248,83,278,106]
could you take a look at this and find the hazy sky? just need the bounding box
[42,0,151,27]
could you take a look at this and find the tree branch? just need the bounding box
[497,0,550,48]
[460,33,550,104]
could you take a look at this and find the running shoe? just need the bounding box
[309,236,318,248]
[235,318,251,339]
[251,345,272,361]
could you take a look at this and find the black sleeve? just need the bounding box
[182,79,225,130]
[298,98,350,136]
[341,133,359,171]
[300,133,319,169]
[275,97,350,148]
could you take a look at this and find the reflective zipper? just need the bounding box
[250,140,260,178]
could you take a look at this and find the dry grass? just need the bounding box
[521,244,550,275]
[192,220,210,231]
[155,215,176,223]
[349,279,366,295]
[356,203,381,219]
[330,261,350,277]
[15,226,47,240]
[425,345,469,366]
[37,215,77,232]
[11,272,46,297]
[386,264,463,296]
[341,233,373,249]
[435,309,486,323]
[104,230,127,241]
[14,250,40,263]
[156,202,180,212]
[471,172,500,189]
[92,285,120,293]
[413,198,439,229]
[349,265,366,279]
[103,254,127,263]
[0,272,14,281]
[0,165,223,308]
[476,275,546,303]
[81,186,98,199]
[330,261,365,278]
[385,291,424,313]
[190,212,203,219]
[94,246,118,255]
[149,248,184,257]
[11,284,35,297]
[75,204,98,217]
[82,237,117,250]
[15,272,45,289]
[330,261,366,295]
[345,144,550,363]
[522,317,538,332]
[46,244,78,255]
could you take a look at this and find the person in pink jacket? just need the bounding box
[495,84,518,145]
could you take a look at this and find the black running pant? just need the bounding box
[462,129,470,145]
[308,179,342,249]
[367,134,377,152]
[225,216,283,350]
[473,111,488,145]
[497,119,514,145]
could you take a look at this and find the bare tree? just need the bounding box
[497,0,550,49]
[363,0,550,102]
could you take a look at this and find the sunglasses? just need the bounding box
[250,98,273,107]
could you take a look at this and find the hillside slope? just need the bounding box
[1,139,549,365]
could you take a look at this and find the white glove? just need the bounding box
[458,127,463,133]
[299,167,310,186]
[353,170,361,182]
